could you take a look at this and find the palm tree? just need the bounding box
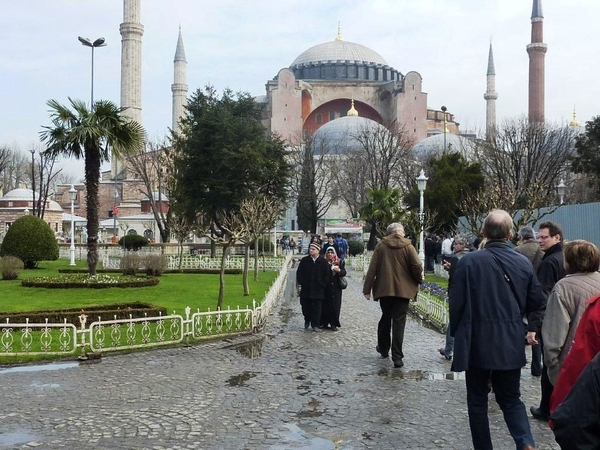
[359,187,404,250]
[40,98,145,275]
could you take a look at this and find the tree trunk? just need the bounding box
[367,221,378,251]
[84,148,101,276]
[217,242,230,310]
[243,244,250,296]
[254,240,259,281]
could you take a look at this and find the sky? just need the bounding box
[1,0,598,180]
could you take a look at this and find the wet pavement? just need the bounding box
[0,267,559,449]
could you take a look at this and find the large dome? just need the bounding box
[412,133,476,161]
[313,116,389,155]
[291,39,388,67]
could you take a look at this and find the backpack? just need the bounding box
[335,237,348,255]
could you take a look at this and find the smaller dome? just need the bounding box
[413,134,476,161]
[313,116,389,155]
[0,188,63,211]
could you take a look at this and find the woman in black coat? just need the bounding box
[321,247,346,331]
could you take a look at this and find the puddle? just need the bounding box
[227,337,265,358]
[0,431,39,446]
[270,423,335,449]
[226,371,257,387]
[375,369,465,380]
[0,362,78,375]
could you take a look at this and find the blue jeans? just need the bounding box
[466,366,535,450]
[443,326,454,358]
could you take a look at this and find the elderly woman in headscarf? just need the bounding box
[320,246,346,331]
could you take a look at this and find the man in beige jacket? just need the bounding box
[363,222,423,368]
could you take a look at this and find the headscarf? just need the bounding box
[325,246,339,264]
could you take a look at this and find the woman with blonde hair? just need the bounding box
[542,239,600,386]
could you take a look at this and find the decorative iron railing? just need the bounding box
[0,254,292,358]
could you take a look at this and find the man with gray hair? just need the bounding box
[362,222,423,368]
[449,210,545,450]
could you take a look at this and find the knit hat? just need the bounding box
[309,242,321,252]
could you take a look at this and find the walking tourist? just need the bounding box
[320,247,346,331]
[542,240,600,386]
[438,235,470,360]
[441,235,453,263]
[321,235,338,256]
[362,222,423,369]
[449,209,545,450]
[296,242,330,331]
[530,221,566,422]
[515,225,545,377]
[335,233,349,261]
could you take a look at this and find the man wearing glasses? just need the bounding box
[530,221,567,422]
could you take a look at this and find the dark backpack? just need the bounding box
[336,237,348,255]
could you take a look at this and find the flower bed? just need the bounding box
[420,281,448,302]
[21,274,159,289]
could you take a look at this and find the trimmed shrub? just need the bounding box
[118,234,150,251]
[348,239,365,256]
[0,215,59,269]
[254,237,274,254]
[143,254,167,277]
[0,255,25,280]
[120,253,142,275]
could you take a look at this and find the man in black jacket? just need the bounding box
[296,242,330,331]
[530,221,567,422]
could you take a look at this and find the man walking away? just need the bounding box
[441,235,453,263]
[450,209,544,450]
[335,233,349,261]
[530,221,566,422]
[296,242,330,331]
[362,223,423,369]
[515,226,545,377]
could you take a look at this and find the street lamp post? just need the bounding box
[69,185,77,266]
[77,36,106,109]
[441,106,448,154]
[416,169,428,271]
[557,179,566,205]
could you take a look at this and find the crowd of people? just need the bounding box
[295,213,600,449]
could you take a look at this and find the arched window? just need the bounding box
[144,229,154,240]
[315,113,323,124]
[127,229,137,235]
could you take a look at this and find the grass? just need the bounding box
[425,273,448,289]
[0,259,279,316]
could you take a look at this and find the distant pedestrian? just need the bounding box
[335,233,349,261]
[449,209,545,450]
[296,242,330,332]
[362,222,423,369]
[441,235,453,263]
[321,247,346,331]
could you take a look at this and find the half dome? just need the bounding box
[412,134,476,161]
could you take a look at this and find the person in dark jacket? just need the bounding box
[296,242,330,331]
[320,247,346,331]
[424,234,435,273]
[551,351,600,449]
[515,226,545,377]
[530,221,567,422]
[449,209,545,450]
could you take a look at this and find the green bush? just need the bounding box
[120,253,142,276]
[143,254,167,277]
[0,216,59,269]
[118,234,150,251]
[254,237,274,254]
[348,239,365,256]
[0,255,25,280]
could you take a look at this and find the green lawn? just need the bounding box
[1,259,279,316]
[425,274,448,289]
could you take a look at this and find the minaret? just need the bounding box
[527,0,547,124]
[171,26,188,134]
[115,0,144,178]
[483,40,498,140]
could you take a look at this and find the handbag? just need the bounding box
[337,276,348,290]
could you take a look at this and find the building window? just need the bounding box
[329,110,336,121]
[127,229,137,235]
[316,113,323,124]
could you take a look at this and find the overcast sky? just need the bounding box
[1,0,597,179]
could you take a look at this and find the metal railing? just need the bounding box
[0,254,293,357]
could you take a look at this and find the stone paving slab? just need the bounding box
[0,268,559,449]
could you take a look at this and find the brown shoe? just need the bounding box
[522,445,536,450]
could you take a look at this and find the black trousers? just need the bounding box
[537,335,554,414]
[300,297,322,328]
[377,297,410,364]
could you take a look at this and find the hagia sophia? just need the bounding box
[0,0,579,242]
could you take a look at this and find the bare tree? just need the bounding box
[464,118,575,234]
[124,137,174,243]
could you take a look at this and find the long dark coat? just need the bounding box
[449,240,545,372]
[296,254,330,300]
[321,259,346,327]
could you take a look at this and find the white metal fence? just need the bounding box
[100,254,284,271]
[0,254,293,357]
